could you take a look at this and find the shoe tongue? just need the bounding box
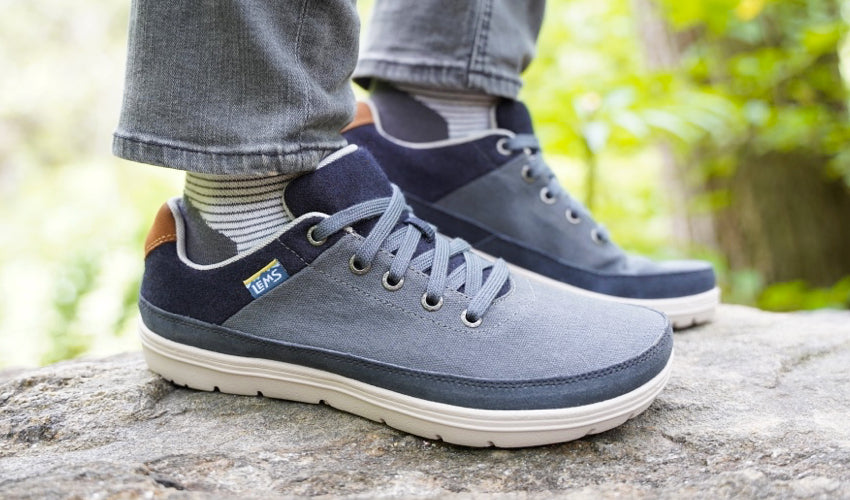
[284,146,393,217]
[495,100,535,135]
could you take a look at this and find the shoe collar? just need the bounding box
[363,99,517,150]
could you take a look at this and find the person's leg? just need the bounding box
[116,0,356,174]
[116,0,358,262]
[345,0,719,328]
[353,0,543,139]
[354,0,544,98]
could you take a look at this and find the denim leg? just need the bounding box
[114,0,358,175]
[354,0,545,99]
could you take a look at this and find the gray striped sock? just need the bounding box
[183,172,294,262]
[394,84,497,139]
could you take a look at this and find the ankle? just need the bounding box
[370,81,497,142]
[182,172,294,263]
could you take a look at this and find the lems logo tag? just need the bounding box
[243,259,289,299]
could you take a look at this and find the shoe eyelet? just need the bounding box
[382,271,404,291]
[496,137,512,156]
[590,228,606,245]
[461,310,482,328]
[349,255,372,275]
[566,209,581,224]
[306,225,327,246]
[520,165,535,183]
[420,293,444,312]
[539,187,557,205]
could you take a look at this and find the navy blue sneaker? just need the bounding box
[138,145,673,447]
[343,90,719,329]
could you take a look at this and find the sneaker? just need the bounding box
[138,145,673,447]
[342,92,719,329]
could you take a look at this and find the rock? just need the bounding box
[1,305,849,498]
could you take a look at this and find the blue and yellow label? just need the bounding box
[243,259,289,299]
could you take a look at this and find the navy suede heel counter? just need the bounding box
[140,242,254,325]
[139,218,336,325]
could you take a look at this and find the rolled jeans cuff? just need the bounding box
[354,0,544,100]
[353,59,523,99]
[112,133,347,176]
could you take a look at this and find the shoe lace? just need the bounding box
[503,134,610,243]
[309,185,510,325]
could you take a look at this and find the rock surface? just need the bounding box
[1,305,849,498]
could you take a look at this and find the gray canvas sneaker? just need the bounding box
[343,87,719,329]
[138,145,673,447]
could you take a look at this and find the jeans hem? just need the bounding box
[353,59,522,99]
[112,134,347,175]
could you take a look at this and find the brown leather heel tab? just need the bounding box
[144,203,178,258]
[341,101,374,132]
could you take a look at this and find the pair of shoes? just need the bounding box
[138,145,674,448]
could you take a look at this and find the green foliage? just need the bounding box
[527,0,850,193]
[658,0,850,178]
[523,0,654,164]
[526,0,850,308]
[43,255,99,365]
[758,275,850,310]
[0,1,182,368]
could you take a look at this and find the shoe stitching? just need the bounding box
[355,59,523,85]
[115,133,340,157]
[145,233,177,255]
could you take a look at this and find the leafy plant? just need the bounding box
[43,255,100,365]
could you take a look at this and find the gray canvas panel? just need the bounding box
[435,154,628,272]
[222,233,669,380]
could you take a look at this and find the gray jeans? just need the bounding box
[113,0,545,175]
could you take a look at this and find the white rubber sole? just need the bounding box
[479,252,719,330]
[139,321,673,448]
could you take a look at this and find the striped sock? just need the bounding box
[182,172,294,263]
[394,83,498,139]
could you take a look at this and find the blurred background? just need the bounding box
[1,0,849,369]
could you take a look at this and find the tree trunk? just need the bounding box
[712,151,850,286]
[632,0,716,249]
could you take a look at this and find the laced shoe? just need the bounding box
[343,93,719,329]
[138,145,673,447]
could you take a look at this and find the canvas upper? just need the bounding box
[139,146,673,411]
[342,93,716,301]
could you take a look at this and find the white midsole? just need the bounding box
[477,250,720,329]
[139,320,673,448]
